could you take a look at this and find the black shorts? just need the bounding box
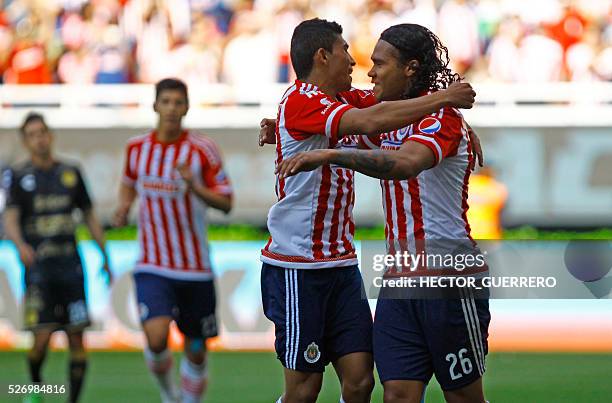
[261,263,373,372]
[374,287,490,391]
[23,260,90,332]
[133,272,218,339]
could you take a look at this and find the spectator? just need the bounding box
[221,11,277,102]
[438,0,480,75]
[0,0,610,85]
[170,14,221,85]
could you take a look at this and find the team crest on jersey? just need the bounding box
[20,174,36,191]
[418,117,442,134]
[61,169,77,188]
[304,342,321,364]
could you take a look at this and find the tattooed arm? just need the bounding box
[276,141,436,180]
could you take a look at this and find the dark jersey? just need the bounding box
[4,161,92,264]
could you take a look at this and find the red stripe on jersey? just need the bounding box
[340,170,353,253]
[264,236,273,251]
[312,165,332,259]
[156,146,175,268]
[347,173,355,247]
[184,193,204,270]
[383,180,394,241]
[275,114,286,200]
[408,178,425,270]
[139,198,150,264]
[408,179,425,241]
[170,148,188,269]
[328,169,345,256]
[146,197,161,265]
[144,143,161,265]
[171,198,187,269]
[461,136,475,245]
[183,147,204,270]
[394,180,408,239]
[261,249,356,263]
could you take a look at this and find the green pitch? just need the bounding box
[0,351,611,402]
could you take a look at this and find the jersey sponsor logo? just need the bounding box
[139,176,183,196]
[20,174,36,192]
[418,117,442,135]
[397,126,410,141]
[304,342,321,364]
[61,169,77,188]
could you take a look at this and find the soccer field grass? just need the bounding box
[0,351,611,402]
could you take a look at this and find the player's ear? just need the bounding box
[405,59,419,78]
[153,101,159,113]
[314,47,328,67]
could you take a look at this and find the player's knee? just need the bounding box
[383,384,419,403]
[146,337,168,354]
[286,377,322,403]
[29,344,47,360]
[341,372,375,399]
[184,339,206,364]
[292,384,321,403]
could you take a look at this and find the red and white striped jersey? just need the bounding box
[261,80,362,269]
[123,130,232,280]
[360,105,485,275]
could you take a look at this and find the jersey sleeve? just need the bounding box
[408,108,464,165]
[338,88,378,108]
[3,168,21,208]
[122,143,139,186]
[197,140,232,196]
[284,90,354,143]
[74,167,93,211]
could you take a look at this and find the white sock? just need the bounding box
[340,397,346,403]
[276,397,283,403]
[144,348,177,402]
[180,357,208,403]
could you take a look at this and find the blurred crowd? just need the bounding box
[0,0,611,86]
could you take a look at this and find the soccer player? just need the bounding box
[113,78,232,403]
[2,112,112,403]
[277,24,491,403]
[261,18,475,403]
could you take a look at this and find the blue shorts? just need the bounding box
[374,287,490,391]
[261,263,373,372]
[134,272,217,339]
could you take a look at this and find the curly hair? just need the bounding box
[380,24,460,99]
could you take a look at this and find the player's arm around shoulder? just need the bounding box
[337,82,475,137]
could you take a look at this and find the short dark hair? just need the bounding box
[380,24,460,99]
[155,78,189,103]
[20,112,48,136]
[290,18,343,80]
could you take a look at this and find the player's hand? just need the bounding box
[18,244,36,268]
[112,207,129,227]
[275,150,330,178]
[259,118,276,146]
[176,163,193,186]
[444,82,476,109]
[467,123,484,169]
